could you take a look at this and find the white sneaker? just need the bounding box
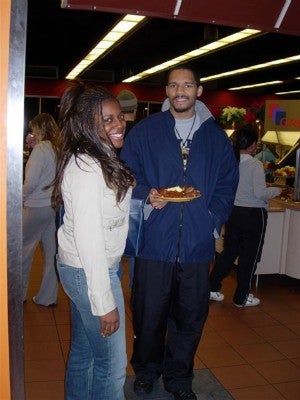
[210,291,224,301]
[234,293,260,307]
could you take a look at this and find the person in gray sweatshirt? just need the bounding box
[22,113,61,306]
[209,126,281,307]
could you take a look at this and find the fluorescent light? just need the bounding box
[65,14,145,80]
[276,89,300,95]
[123,28,260,83]
[220,29,259,43]
[229,80,283,90]
[201,67,250,81]
[201,55,300,82]
[201,42,226,51]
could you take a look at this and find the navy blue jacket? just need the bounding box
[121,109,239,264]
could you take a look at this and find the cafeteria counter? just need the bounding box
[257,198,300,280]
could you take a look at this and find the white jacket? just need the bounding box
[58,154,131,316]
[23,140,56,207]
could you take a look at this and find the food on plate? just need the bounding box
[279,188,293,201]
[157,185,201,199]
[274,165,295,177]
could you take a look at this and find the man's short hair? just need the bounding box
[165,64,201,87]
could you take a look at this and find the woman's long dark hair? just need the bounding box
[231,126,258,162]
[52,81,134,210]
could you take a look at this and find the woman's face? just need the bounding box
[101,99,126,149]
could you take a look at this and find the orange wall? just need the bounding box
[0,0,11,399]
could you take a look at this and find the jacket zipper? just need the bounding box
[175,157,187,263]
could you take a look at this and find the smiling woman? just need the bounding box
[51,81,135,400]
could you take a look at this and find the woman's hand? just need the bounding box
[148,188,167,209]
[100,308,120,337]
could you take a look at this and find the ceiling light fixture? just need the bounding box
[65,14,146,80]
[229,80,283,90]
[276,89,300,95]
[201,55,300,82]
[262,130,300,146]
[123,28,260,83]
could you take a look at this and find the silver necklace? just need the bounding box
[175,113,196,169]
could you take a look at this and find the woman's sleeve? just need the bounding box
[23,145,44,200]
[253,162,281,201]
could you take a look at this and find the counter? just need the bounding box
[256,198,300,280]
[216,198,300,281]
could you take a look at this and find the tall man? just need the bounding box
[121,65,239,400]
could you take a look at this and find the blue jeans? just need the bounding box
[57,259,126,400]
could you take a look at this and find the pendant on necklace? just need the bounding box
[182,146,189,168]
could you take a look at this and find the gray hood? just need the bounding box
[161,98,214,124]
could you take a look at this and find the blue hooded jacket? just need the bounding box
[121,106,238,264]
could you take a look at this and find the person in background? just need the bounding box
[121,64,238,400]
[209,126,281,307]
[255,142,277,163]
[22,113,61,306]
[255,142,277,182]
[117,89,139,288]
[117,89,138,138]
[25,131,37,150]
[23,132,37,178]
[52,82,134,400]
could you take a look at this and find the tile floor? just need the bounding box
[23,247,300,399]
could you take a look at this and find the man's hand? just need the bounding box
[148,188,168,209]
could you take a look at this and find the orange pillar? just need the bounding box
[0,0,11,399]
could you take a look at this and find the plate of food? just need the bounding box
[273,165,295,177]
[157,185,201,202]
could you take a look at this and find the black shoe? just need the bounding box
[133,379,153,394]
[172,390,197,400]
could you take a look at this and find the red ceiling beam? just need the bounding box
[61,0,300,36]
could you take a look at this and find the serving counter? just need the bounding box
[256,198,300,280]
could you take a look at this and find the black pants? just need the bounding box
[209,206,267,305]
[131,258,210,392]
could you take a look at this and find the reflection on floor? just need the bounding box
[24,247,300,399]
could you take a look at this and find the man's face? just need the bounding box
[166,69,203,118]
